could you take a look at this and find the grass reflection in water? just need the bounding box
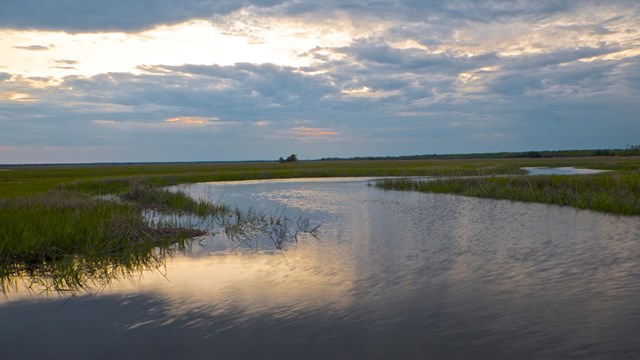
[0,181,318,296]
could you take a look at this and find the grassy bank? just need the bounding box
[1,157,639,292]
[0,174,319,293]
[0,158,535,197]
[3,157,640,197]
[376,171,640,215]
[0,189,209,293]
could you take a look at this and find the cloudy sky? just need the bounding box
[1,1,639,163]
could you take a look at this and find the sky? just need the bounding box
[1,1,639,163]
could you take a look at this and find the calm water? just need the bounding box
[522,167,609,175]
[2,178,639,359]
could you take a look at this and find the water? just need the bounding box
[2,178,639,359]
[523,167,609,175]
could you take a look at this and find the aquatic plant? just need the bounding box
[219,207,320,251]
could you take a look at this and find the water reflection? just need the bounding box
[0,246,177,298]
[136,243,355,319]
[523,166,609,175]
[2,178,640,359]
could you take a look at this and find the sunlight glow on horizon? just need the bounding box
[0,18,357,79]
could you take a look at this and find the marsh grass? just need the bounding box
[376,172,640,215]
[1,157,638,293]
[2,157,639,197]
[0,177,319,294]
[121,181,230,217]
[0,159,535,197]
[0,190,206,294]
[117,180,319,251]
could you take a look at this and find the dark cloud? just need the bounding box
[334,38,499,73]
[0,73,11,81]
[0,0,287,32]
[114,64,341,122]
[273,0,576,24]
[500,46,621,72]
[433,1,572,22]
[1,0,627,33]
[615,58,640,91]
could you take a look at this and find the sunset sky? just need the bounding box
[1,1,639,163]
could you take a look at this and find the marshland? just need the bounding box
[1,154,639,359]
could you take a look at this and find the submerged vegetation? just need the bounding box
[1,155,639,294]
[221,207,320,252]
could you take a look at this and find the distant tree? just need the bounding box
[279,154,298,163]
[286,153,298,162]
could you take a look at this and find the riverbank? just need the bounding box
[375,171,640,216]
[1,157,638,292]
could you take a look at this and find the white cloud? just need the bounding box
[0,15,362,78]
[0,92,37,102]
[165,116,219,125]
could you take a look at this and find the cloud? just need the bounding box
[0,0,289,32]
[13,45,50,51]
[164,116,219,125]
[290,127,338,137]
[93,120,117,126]
[54,59,78,65]
[92,117,224,132]
[0,92,37,102]
[0,0,639,163]
[53,59,79,70]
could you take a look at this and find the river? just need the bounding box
[1,177,639,359]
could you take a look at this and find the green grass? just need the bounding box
[1,156,639,293]
[0,159,531,197]
[3,156,639,197]
[0,190,205,294]
[376,171,640,215]
[120,181,230,217]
